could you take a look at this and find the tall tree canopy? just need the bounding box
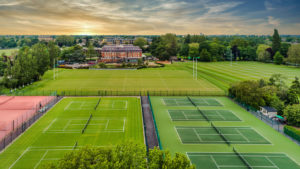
[272,29,281,54]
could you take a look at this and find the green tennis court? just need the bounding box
[168,110,241,121]
[163,98,222,106]
[188,152,300,169]
[0,97,144,169]
[176,126,270,144]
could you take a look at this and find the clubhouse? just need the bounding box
[101,45,142,63]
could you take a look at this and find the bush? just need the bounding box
[42,141,195,169]
[98,62,107,68]
[274,52,284,65]
[284,125,300,142]
[284,104,300,127]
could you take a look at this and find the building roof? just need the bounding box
[102,45,142,52]
[261,106,277,112]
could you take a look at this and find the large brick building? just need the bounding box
[101,45,142,63]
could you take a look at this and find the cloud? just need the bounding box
[0,0,298,35]
[268,16,280,27]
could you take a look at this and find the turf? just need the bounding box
[176,126,270,144]
[175,61,300,91]
[168,109,241,121]
[17,66,222,95]
[150,96,300,168]
[188,152,300,169]
[0,97,144,169]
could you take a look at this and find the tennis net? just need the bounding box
[94,98,101,110]
[211,122,230,146]
[233,147,252,169]
[187,96,197,107]
[82,114,93,134]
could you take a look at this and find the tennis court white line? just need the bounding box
[193,129,203,142]
[34,150,48,169]
[64,101,73,110]
[266,156,280,169]
[105,120,109,129]
[43,118,57,133]
[215,110,225,120]
[9,147,29,169]
[122,119,126,132]
[210,155,220,169]
[235,128,250,142]
[63,120,72,131]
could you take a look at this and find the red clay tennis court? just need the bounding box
[0,96,56,140]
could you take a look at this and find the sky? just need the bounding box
[0,0,300,35]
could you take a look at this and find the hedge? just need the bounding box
[284,125,300,142]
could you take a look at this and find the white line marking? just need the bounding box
[34,150,48,169]
[9,148,30,169]
[64,101,73,110]
[63,120,72,131]
[43,119,57,133]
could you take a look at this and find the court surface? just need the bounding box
[163,98,222,106]
[168,110,241,121]
[176,126,270,144]
[188,152,300,169]
[0,97,144,169]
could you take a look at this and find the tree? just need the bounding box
[161,33,178,59]
[86,44,97,61]
[43,142,195,169]
[274,52,283,65]
[272,29,281,54]
[179,43,189,57]
[199,49,211,62]
[61,45,85,63]
[284,104,300,127]
[188,43,199,58]
[256,44,271,62]
[56,35,75,47]
[290,77,300,95]
[280,43,291,58]
[48,41,60,68]
[134,37,147,52]
[32,43,50,76]
[287,44,300,65]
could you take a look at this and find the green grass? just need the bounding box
[150,96,300,168]
[0,48,18,56]
[0,97,144,169]
[12,61,300,95]
[174,61,300,91]
[10,65,223,95]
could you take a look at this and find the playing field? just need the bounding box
[177,61,300,91]
[0,97,144,169]
[17,66,222,95]
[150,96,300,169]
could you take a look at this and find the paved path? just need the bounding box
[141,96,159,149]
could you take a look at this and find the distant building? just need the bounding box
[101,45,142,63]
[38,35,54,42]
[260,106,277,118]
[102,38,135,45]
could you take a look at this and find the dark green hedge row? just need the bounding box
[284,125,300,142]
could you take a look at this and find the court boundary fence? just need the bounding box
[148,94,162,150]
[4,89,226,97]
[0,96,62,153]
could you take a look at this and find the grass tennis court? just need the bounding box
[169,110,241,121]
[0,97,143,169]
[163,97,222,106]
[176,126,270,144]
[188,152,300,169]
[150,96,300,168]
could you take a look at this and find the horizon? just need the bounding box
[0,0,300,35]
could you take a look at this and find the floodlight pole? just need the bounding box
[53,58,56,80]
[192,57,194,79]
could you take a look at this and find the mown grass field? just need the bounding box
[150,96,300,169]
[11,61,300,95]
[175,61,300,91]
[0,97,144,169]
[0,48,18,56]
[16,66,222,95]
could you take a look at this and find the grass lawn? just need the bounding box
[0,48,18,56]
[15,66,222,95]
[150,96,300,169]
[173,61,300,91]
[0,97,144,169]
[10,61,300,95]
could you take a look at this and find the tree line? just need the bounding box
[229,74,300,126]
[148,30,300,65]
[43,141,195,169]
